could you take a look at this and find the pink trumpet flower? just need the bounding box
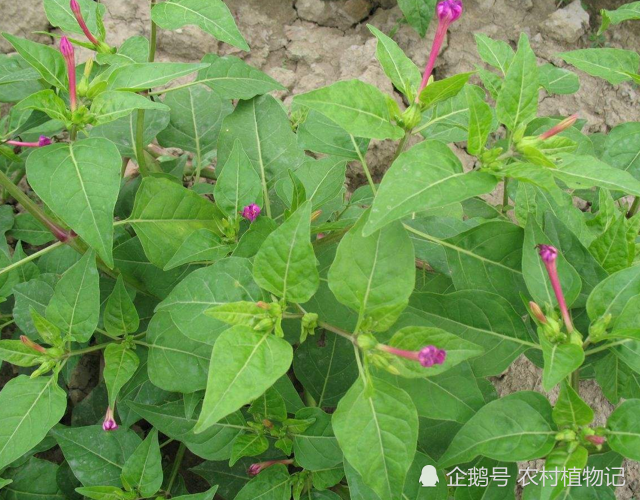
[379,344,447,368]
[537,244,574,333]
[241,203,261,222]
[60,37,77,111]
[102,407,118,431]
[539,114,579,140]
[5,136,52,148]
[70,0,100,46]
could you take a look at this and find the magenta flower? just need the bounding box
[6,136,52,148]
[241,203,261,222]
[539,114,579,140]
[537,244,573,333]
[60,37,77,111]
[102,407,118,431]
[417,0,463,99]
[70,0,100,46]
[379,344,447,368]
[247,459,293,477]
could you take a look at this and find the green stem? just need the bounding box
[0,241,63,278]
[64,341,112,358]
[70,126,78,142]
[0,319,15,330]
[318,320,356,343]
[166,443,186,498]
[584,339,630,356]
[135,109,150,177]
[570,369,580,392]
[149,0,158,63]
[351,135,376,195]
[391,131,410,163]
[148,80,201,97]
[628,196,640,218]
[501,177,510,214]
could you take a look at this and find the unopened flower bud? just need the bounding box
[247,459,293,477]
[241,203,260,222]
[529,301,547,324]
[537,244,574,333]
[585,434,605,446]
[20,335,46,353]
[102,407,118,431]
[418,345,447,367]
[539,114,578,141]
[70,0,100,46]
[357,334,378,351]
[60,37,77,112]
[589,314,612,343]
[437,0,463,23]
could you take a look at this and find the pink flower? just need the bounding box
[539,114,579,140]
[417,0,464,99]
[537,244,573,333]
[6,136,52,148]
[247,459,293,477]
[70,0,100,46]
[241,203,261,222]
[102,407,118,431]
[60,37,77,111]
[379,344,447,368]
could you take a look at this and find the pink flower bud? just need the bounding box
[102,407,118,431]
[20,335,46,353]
[6,136,53,148]
[586,435,605,446]
[70,0,100,46]
[537,244,573,333]
[539,114,579,140]
[241,203,261,222]
[436,0,463,23]
[38,136,52,147]
[529,301,547,324]
[418,345,447,367]
[60,37,77,111]
[247,459,293,477]
[537,244,557,264]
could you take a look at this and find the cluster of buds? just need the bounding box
[19,335,64,378]
[5,136,52,148]
[103,406,118,431]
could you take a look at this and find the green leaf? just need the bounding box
[253,201,319,303]
[104,344,139,408]
[164,229,232,271]
[475,34,514,76]
[602,122,640,181]
[293,80,404,140]
[397,0,437,37]
[12,274,57,339]
[587,261,640,323]
[127,400,246,461]
[128,176,224,268]
[74,486,132,500]
[104,276,139,336]
[552,382,594,427]
[197,54,285,100]
[607,399,640,461]
[600,2,640,33]
[496,33,538,131]
[538,64,580,95]
[419,72,474,109]
[2,457,63,499]
[8,213,54,246]
[367,25,421,100]
[558,48,639,85]
[589,215,634,273]
[107,62,209,91]
[151,0,248,51]
[553,154,640,197]
[15,89,70,124]
[465,85,493,156]
[96,36,149,66]
[172,486,219,500]
[0,376,66,470]
[438,392,556,468]
[234,464,291,500]
[120,429,162,497]
[248,387,287,423]
[2,34,67,90]
[52,426,141,487]
[0,55,45,103]
[0,340,42,367]
[157,85,232,156]
[292,407,342,471]
[214,140,262,218]
[296,109,369,160]
[333,377,418,500]
[194,326,293,433]
[45,251,99,343]
[540,335,584,392]
[90,91,169,126]
[365,141,497,235]
[31,308,61,345]
[146,312,212,393]
[229,433,268,466]
[329,211,414,331]
[44,0,105,35]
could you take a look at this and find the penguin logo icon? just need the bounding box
[419,465,439,487]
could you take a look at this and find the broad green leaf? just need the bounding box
[146,312,212,393]
[477,67,503,99]
[172,486,219,500]
[386,326,484,378]
[156,257,262,343]
[407,291,533,377]
[523,217,581,308]
[600,2,640,33]
[559,48,639,85]
[329,211,414,331]
[217,95,306,191]
[419,72,474,109]
[540,335,584,392]
[552,382,594,427]
[253,201,319,303]
[589,215,634,273]
[197,54,285,100]
[2,34,67,89]
[128,176,224,268]
[27,138,121,266]
[127,400,246,461]
[229,434,268,466]
[365,141,497,235]
[465,85,493,155]
[96,36,149,66]
[538,64,580,95]
[151,0,249,51]
[297,109,369,159]
[453,458,517,500]
[475,34,514,75]
[234,464,291,500]
[107,62,208,91]
[2,457,63,499]
[292,407,342,471]
[607,399,640,461]
[157,85,232,156]
[120,429,162,497]
[333,377,418,500]
[44,0,105,35]
[164,229,232,271]
[293,80,404,140]
[52,426,141,487]
[74,486,133,500]
[0,54,46,103]
[104,276,139,336]
[553,154,640,197]
[594,352,640,405]
[397,0,437,37]
[194,325,293,432]
[214,140,262,218]
[602,122,640,181]
[496,33,538,131]
[367,25,421,100]
[12,274,57,339]
[0,376,66,470]
[45,251,99,343]
[587,264,640,322]
[439,392,556,468]
[15,89,70,124]
[31,308,61,345]
[90,91,169,126]
[8,213,54,246]
[0,340,42,367]
[104,343,140,408]
[613,338,640,375]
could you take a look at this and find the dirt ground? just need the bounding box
[2,0,640,497]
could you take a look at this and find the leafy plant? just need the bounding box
[0,0,639,499]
